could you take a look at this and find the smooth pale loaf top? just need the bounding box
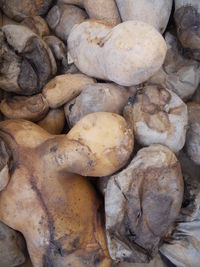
[68,20,167,86]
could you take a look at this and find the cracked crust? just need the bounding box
[148,32,200,101]
[123,85,188,152]
[160,150,200,267]
[105,144,184,263]
[0,25,56,95]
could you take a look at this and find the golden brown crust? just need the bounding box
[0,113,133,266]
[42,74,95,109]
[0,118,115,266]
[37,108,65,134]
[0,94,49,122]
